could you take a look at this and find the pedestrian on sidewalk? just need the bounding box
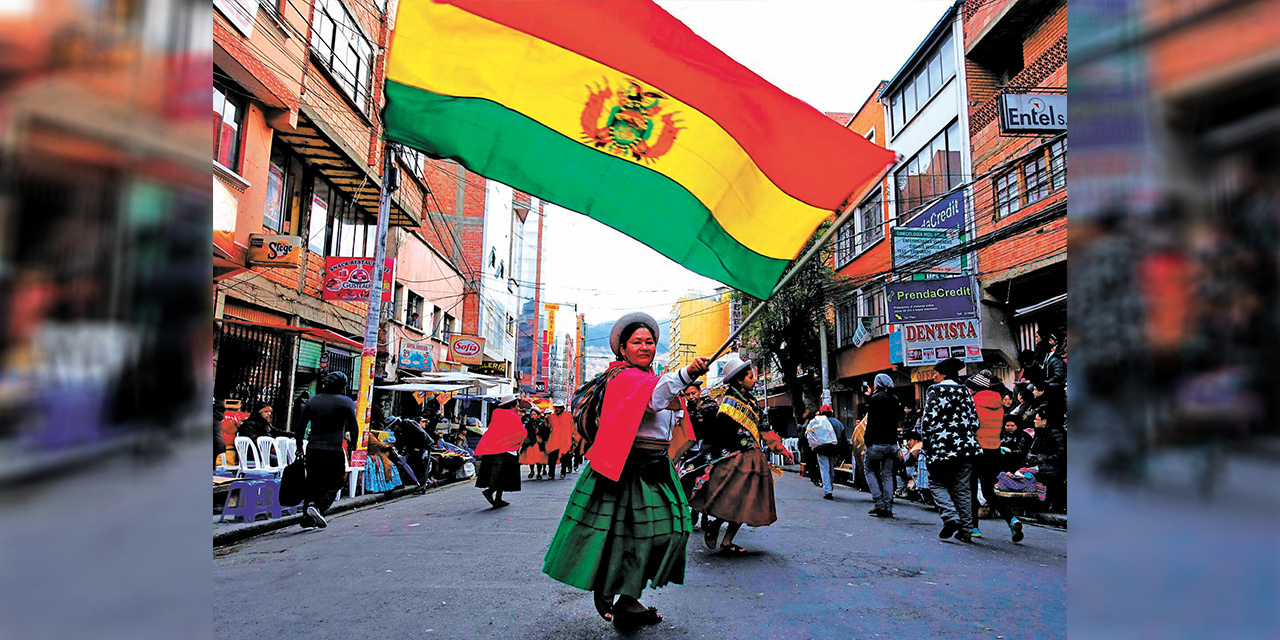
[474,395,525,509]
[920,358,982,543]
[542,313,710,627]
[688,354,795,555]
[294,371,359,530]
[967,370,1024,543]
[519,408,547,479]
[796,410,821,487]
[547,400,575,479]
[863,373,901,517]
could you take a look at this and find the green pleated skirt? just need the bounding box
[542,451,691,599]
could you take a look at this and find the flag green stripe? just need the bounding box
[384,80,788,299]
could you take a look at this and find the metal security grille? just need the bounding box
[322,349,356,394]
[215,323,295,420]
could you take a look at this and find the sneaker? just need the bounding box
[1010,518,1025,543]
[971,528,983,538]
[954,530,973,543]
[868,507,881,515]
[306,506,327,529]
[939,520,960,539]
[823,493,834,500]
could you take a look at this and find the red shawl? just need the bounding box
[584,362,660,481]
[475,408,527,456]
[546,410,575,453]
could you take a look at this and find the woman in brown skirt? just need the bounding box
[687,354,794,554]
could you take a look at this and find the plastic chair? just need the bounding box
[274,437,296,467]
[219,480,272,523]
[256,436,282,474]
[345,459,363,499]
[215,451,239,476]
[234,437,273,478]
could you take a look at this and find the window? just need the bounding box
[857,189,885,253]
[308,179,331,254]
[392,283,405,322]
[406,292,424,330]
[1024,155,1049,206]
[310,0,373,111]
[835,300,858,348]
[832,222,857,268]
[895,121,963,221]
[432,307,443,338]
[863,287,886,337]
[1049,139,1067,190]
[399,146,427,182]
[506,314,515,336]
[889,32,957,135]
[996,171,1021,217]
[329,198,376,258]
[213,76,245,170]
[263,148,290,233]
[442,314,456,339]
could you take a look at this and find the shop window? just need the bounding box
[213,76,245,171]
[310,0,374,111]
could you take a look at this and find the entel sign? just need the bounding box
[999,93,1066,134]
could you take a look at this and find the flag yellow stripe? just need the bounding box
[386,1,832,260]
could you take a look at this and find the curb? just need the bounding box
[214,478,465,548]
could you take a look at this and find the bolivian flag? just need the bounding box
[384,0,894,298]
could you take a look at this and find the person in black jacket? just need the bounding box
[295,371,359,529]
[1039,332,1067,430]
[1024,407,1067,511]
[862,373,902,518]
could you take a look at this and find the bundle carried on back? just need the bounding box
[570,366,630,449]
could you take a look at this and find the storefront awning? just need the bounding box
[834,336,892,380]
[218,318,362,351]
[376,383,474,392]
[1015,293,1067,317]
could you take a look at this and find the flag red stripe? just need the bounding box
[440,0,894,210]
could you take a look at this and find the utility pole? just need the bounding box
[818,318,831,408]
[675,342,697,369]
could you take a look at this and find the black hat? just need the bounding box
[934,358,964,378]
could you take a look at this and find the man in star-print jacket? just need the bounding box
[920,358,982,543]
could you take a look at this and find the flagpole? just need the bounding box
[707,158,898,363]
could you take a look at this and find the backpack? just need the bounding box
[805,415,838,450]
[571,366,629,449]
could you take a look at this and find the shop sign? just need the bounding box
[889,330,904,365]
[214,0,258,37]
[449,335,485,365]
[901,318,983,367]
[885,276,977,324]
[398,342,434,371]
[999,94,1067,134]
[247,234,301,268]
[892,228,961,274]
[905,189,964,231]
[469,360,508,377]
[323,257,394,302]
[213,177,238,253]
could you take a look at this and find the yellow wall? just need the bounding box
[668,293,731,369]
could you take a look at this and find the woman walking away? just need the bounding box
[688,354,795,556]
[295,371,359,530]
[919,358,982,543]
[542,313,710,628]
[967,370,1024,543]
[474,395,525,508]
[863,373,902,518]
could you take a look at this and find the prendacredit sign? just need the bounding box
[449,335,485,365]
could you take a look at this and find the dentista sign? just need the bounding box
[999,94,1066,134]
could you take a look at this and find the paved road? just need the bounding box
[215,468,1065,639]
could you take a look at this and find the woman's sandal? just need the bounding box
[612,606,662,627]
[719,543,748,555]
[703,519,723,550]
[593,592,615,621]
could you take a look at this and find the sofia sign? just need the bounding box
[449,335,485,364]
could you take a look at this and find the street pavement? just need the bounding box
[214,468,1066,639]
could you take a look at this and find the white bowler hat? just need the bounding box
[497,394,518,407]
[610,312,660,358]
[718,353,753,383]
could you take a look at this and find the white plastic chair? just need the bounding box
[234,436,266,477]
[215,452,239,476]
[274,437,297,467]
[345,457,363,499]
[257,436,283,474]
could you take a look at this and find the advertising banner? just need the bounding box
[398,342,434,371]
[469,360,509,377]
[889,330,904,365]
[449,335,486,365]
[905,189,964,230]
[901,318,983,367]
[323,257,394,302]
[247,234,302,268]
[892,227,961,274]
[885,276,977,324]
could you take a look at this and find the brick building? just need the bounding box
[963,0,1067,363]
[212,0,479,428]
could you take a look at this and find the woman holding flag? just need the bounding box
[542,313,710,627]
[473,395,525,509]
[687,354,795,555]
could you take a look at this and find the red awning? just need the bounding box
[218,318,362,351]
[834,336,891,380]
